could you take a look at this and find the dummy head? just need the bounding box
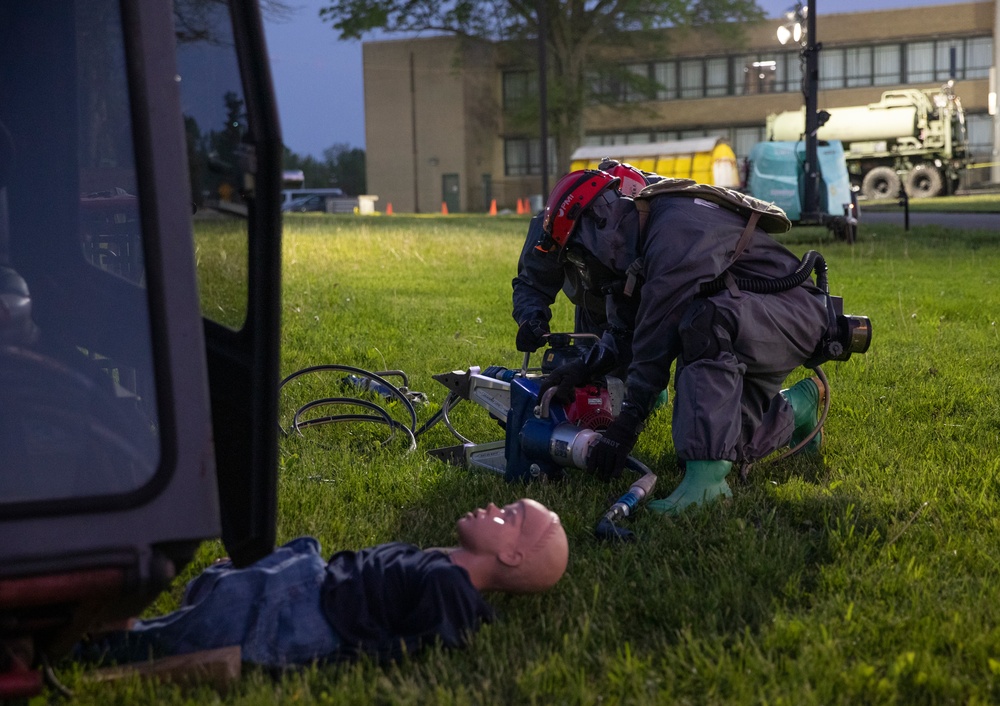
[452,498,568,594]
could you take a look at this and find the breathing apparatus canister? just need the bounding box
[815,295,872,363]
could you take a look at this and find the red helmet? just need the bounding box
[601,160,647,197]
[541,170,620,248]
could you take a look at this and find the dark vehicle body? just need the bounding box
[0,1,282,697]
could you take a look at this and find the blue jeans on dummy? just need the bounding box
[128,536,340,667]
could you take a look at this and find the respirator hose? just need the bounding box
[700,250,828,296]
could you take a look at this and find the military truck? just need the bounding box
[767,82,969,200]
[0,1,282,697]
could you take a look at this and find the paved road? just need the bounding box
[859,209,1000,230]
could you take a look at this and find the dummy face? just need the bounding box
[456,499,557,565]
[454,498,569,593]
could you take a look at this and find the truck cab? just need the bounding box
[0,1,282,697]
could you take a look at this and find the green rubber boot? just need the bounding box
[647,460,733,516]
[781,377,825,454]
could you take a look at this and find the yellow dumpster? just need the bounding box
[569,137,740,187]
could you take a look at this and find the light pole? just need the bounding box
[777,0,821,222]
[537,1,549,198]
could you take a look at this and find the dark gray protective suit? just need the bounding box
[511,213,607,337]
[578,192,828,464]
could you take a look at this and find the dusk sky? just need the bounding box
[262,0,980,159]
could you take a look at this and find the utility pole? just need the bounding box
[802,0,820,221]
[537,1,549,198]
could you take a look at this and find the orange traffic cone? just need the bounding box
[386,202,393,215]
[516,198,524,215]
[488,199,497,216]
[441,202,449,215]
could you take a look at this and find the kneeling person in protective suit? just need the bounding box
[537,170,829,514]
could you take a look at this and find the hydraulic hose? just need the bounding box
[594,456,658,542]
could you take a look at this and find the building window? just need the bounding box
[504,138,532,176]
[503,137,555,176]
[705,57,729,97]
[819,47,845,89]
[965,37,992,79]
[679,59,703,98]
[777,52,796,93]
[623,63,650,102]
[654,61,677,100]
[739,57,777,95]
[733,126,765,163]
[874,44,901,86]
[936,42,962,81]
[965,113,992,162]
[906,41,935,83]
[846,46,872,87]
[503,71,536,111]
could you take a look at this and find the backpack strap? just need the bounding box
[732,211,761,265]
[634,197,651,242]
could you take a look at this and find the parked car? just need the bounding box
[281,194,328,213]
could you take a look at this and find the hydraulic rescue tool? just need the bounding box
[428,334,657,540]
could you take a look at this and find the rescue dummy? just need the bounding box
[79,498,568,667]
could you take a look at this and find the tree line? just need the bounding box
[284,144,367,196]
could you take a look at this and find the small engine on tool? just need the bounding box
[428,333,623,481]
[504,375,616,482]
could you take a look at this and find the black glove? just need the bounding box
[538,360,590,406]
[586,408,643,481]
[516,318,550,353]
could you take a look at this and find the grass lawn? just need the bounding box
[61,213,1000,705]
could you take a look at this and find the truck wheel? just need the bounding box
[861,167,901,200]
[905,164,943,198]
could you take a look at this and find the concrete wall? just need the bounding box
[364,36,500,214]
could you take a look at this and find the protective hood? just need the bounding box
[567,190,641,276]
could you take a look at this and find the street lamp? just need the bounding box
[777,1,821,222]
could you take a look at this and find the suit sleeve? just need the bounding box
[512,214,564,326]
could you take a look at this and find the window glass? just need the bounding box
[906,41,935,83]
[874,44,901,86]
[740,57,777,95]
[623,63,649,103]
[503,71,535,111]
[705,57,728,97]
[174,4,251,331]
[819,48,844,90]
[965,113,992,162]
[654,61,676,100]
[965,37,992,79]
[846,47,872,88]
[679,59,703,98]
[1,1,160,502]
[936,43,961,81]
[504,139,530,176]
[733,126,765,162]
[781,51,801,93]
[503,137,554,176]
